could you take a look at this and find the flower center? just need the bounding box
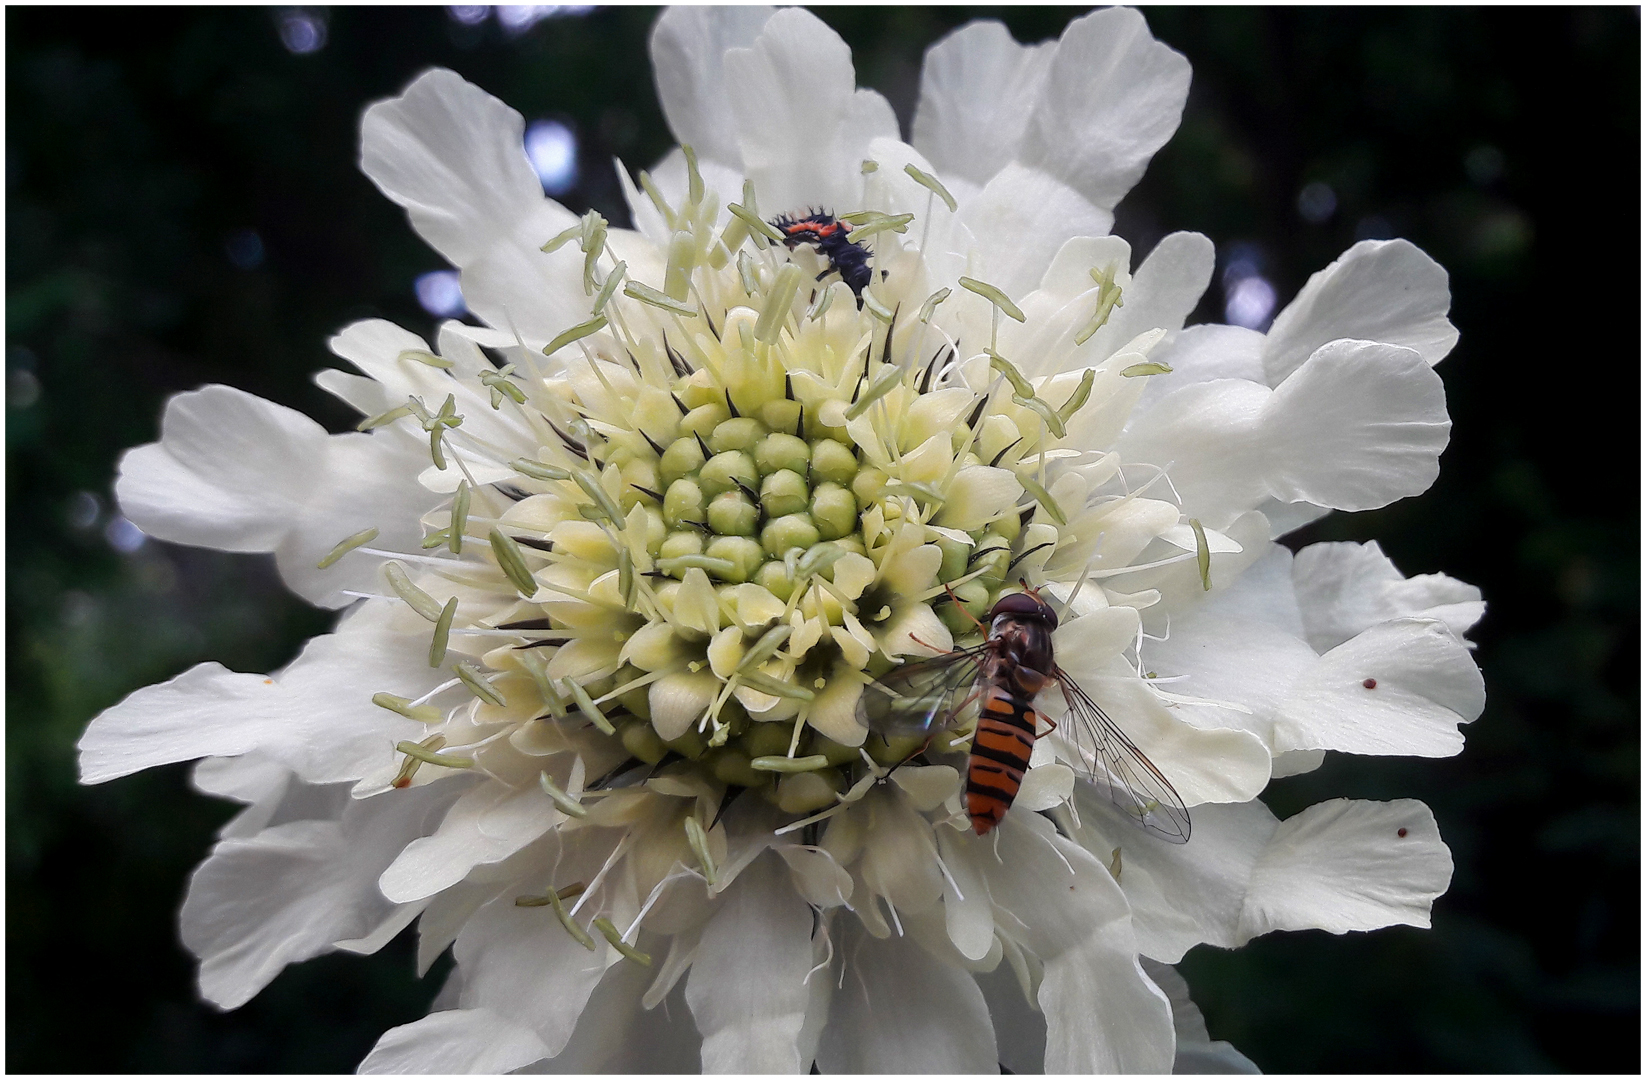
[336,149,1144,822]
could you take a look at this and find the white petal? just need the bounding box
[358,1007,550,1074]
[115,381,445,608]
[536,954,703,1073]
[1016,763,1075,811]
[778,845,853,909]
[1121,338,1452,526]
[454,866,616,1054]
[181,783,458,1009]
[687,850,815,1072]
[1142,959,1261,1074]
[1047,659,1272,808]
[649,670,719,742]
[1263,238,1459,385]
[981,813,1176,1072]
[1097,231,1216,357]
[649,6,776,169]
[78,605,436,788]
[1064,787,1278,964]
[1272,618,1484,757]
[806,674,868,747]
[1017,7,1191,212]
[959,161,1113,299]
[379,782,557,904]
[723,8,896,215]
[976,963,1047,1074]
[1263,338,1451,511]
[1133,323,1266,415]
[911,19,1054,189]
[936,827,994,962]
[1144,609,1315,741]
[115,385,327,554]
[359,68,552,266]
[1237,798,1453,940]
[935,465,1022,531]
[278,428,448,608]
[859,788,945,915]
[360,70,587,348]
[1116,377,1272,529]
[1292,539,1484,652]
[1051,605,1141,669]
[816,920,998,1072]
[878,602,952,660]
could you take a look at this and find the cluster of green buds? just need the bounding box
[321,139,1155,827]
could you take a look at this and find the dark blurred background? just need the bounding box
[7,6,1638,1073]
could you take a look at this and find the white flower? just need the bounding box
[78,7,1482,1074]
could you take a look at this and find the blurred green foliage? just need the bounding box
[7,6,1637,1072]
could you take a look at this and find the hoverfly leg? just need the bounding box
[943,582,989,635]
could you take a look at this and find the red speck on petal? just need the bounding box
[1363,677,1378,689]
[1397,827,1408,838]
[264,678,275,685]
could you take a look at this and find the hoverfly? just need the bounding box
[857,586,1191,842]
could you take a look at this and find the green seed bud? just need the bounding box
[659,437,706,486]
[705,535,764,583]
[620,719,667,764]
[824,536,866,561]
[754,432,810,477]
[937,537,970,583]
[759,398,803,436]
[641,506,666,555]
[664,724,707,760]
[851,466,888,504]
[988,509,1022,543]
[708,747,768,788]
[659,530,705,561]
[777,769,844,814]
[810,438,858,486]
[866,732,927,767]
[974,541,1010,587]
[810,482,857,540]
[709,416,769,454]
[619,458,661,511]
[939,579,990,637]
[699,450,758,498]
[762,513,820,558]
[753,560,795,601]
[760,468,810,518]
[806,733,863,767]
[681,402,730,441]
[707,491,759,536]
[739,720,792,760]
[663,478,707,528]
[618,681,652,720]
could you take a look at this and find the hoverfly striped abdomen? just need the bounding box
[856,586,1192,842]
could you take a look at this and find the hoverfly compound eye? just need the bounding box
[987,591,1044,621]
[1036,596,1059,630]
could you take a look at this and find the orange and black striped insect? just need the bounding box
[857,586,1191,841]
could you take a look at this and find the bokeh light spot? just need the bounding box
[275,8,328,54]
[524,119,578,194]
[105,516,146,554]
[415,270,467,318]
[68,491,103,530]
[1297,181,1337,224]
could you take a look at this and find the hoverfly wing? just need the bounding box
[856,646,987,739]
[1053,668,1191,844]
